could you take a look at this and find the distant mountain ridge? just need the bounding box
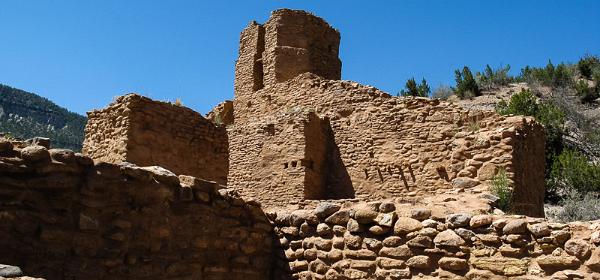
[0,84,86,151]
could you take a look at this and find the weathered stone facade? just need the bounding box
[0,142,271,280]
[83,94,228,184]
[227,9,546,216]
[0,8,577,280]
[80,9,546,216]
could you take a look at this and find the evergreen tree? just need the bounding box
[400,78,429,97]
[454,66,480,99]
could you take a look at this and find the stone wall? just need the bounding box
[2,140,599,280]
[83,94,229,184]
[269,202,600,279]
[227,10,546,216]
[0,142,271,280]
[228,73,546,216]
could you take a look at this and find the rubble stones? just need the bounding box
[528,222,551,237]
[410,208,431,221]
[0,264,23,277]
[564,239,591,259]
[446,213,472,228]
[378,202,395,213]
[315,203,341,219]
[537,255,580,270]
[470,257,529,276]
[406,255,431,269]
[469,215,493,228]
[20,145,50,163]
[587,249,600,272]
[354,207,378,224]
[325,210,351,225]
[438,257,468,271]
[434,229,466,247]
[503,219,529,234]
[393,217,423,235]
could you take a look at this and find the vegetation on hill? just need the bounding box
[399,77,430,97]
[0,84,86,151]
[453,66,481,98]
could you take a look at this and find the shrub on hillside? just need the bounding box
[476,64,513,90]
[432,85,454,100]
[575,80,599,103]
[577,54,600,79]
[399,78,430,97]
[496,88,538,117]
[520,60,574,88]
[550,190,600,222]
[593,69,600,85]
[453,66,480,99]
[549,148,600,195]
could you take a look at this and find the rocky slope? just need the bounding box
[0,84,85,151]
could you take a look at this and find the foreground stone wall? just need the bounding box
[2,139,599,280]
[228,73,546,216]
[269,202,600,279]
[0,141,270,280]
[83,94,229,184]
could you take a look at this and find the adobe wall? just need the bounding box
[228,73,546,216]
[0,142,271,280]
[83,94,229,184]
[269,201,600,279]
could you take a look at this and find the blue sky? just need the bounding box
[1,1,599,115]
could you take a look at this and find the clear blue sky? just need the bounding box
[1,1,599,115]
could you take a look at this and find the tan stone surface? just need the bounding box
[226,11,546,216]
[0,141,271,280]
[83,94,228,184]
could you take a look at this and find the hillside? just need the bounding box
[0,84,86,151]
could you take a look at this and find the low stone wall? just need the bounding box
[0,141,271,280]
[269,202,600,279]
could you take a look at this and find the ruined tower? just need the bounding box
[233,9,342,122]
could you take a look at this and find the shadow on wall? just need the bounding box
[303,113,354,200]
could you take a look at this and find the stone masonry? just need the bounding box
[2,141,600,279]
[0,141,271,280]
[81,9,546,217]
[269,201,600,279]
[227,9,546,216]
[83,94,228,184]
[4,8,591,280]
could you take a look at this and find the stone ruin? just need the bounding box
[2,8,600,280]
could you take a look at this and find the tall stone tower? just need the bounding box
[233,9,342,121]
